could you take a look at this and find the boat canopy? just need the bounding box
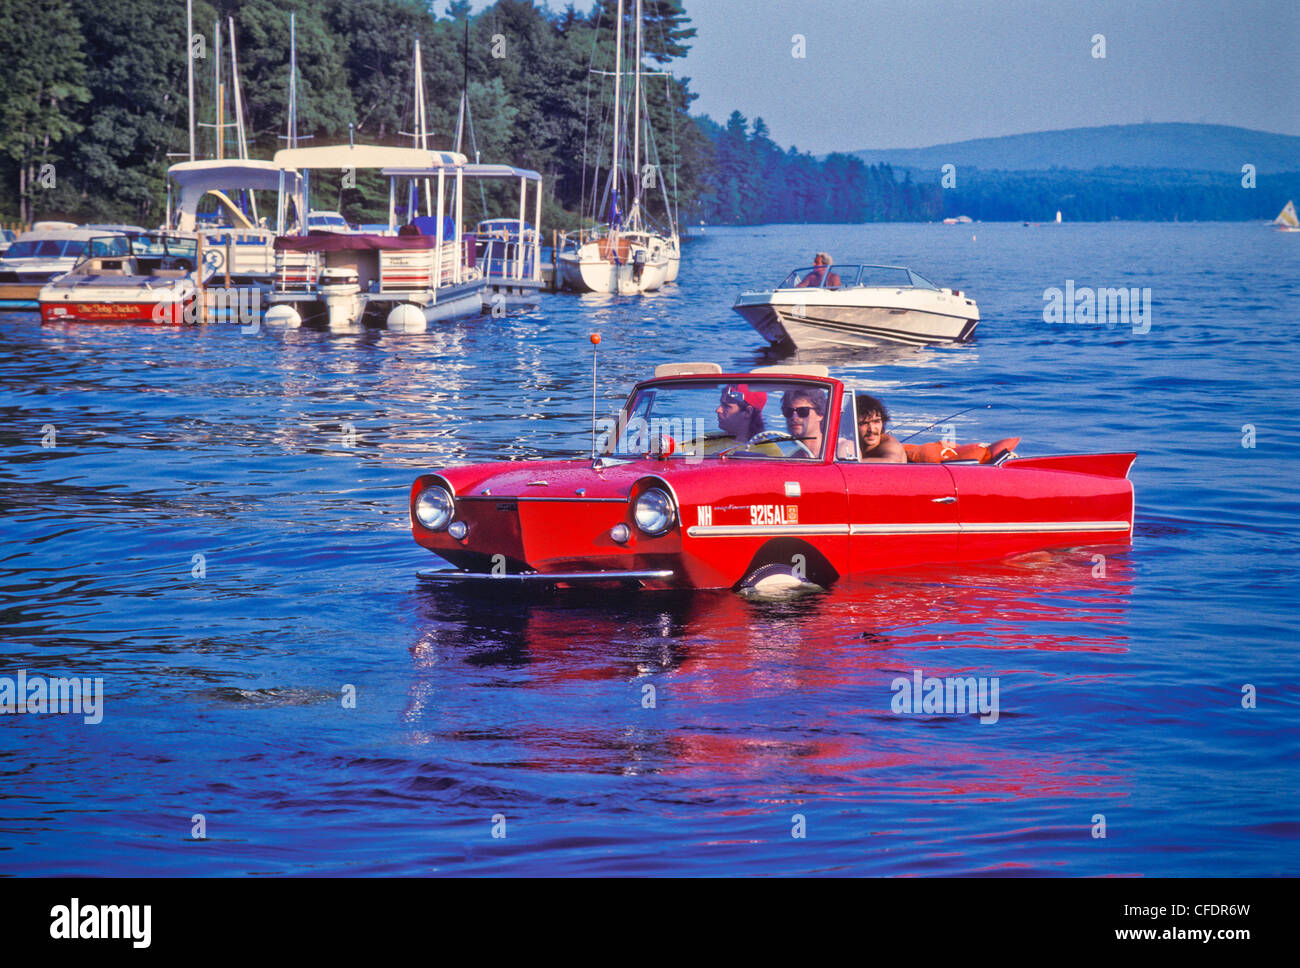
[278,145,465,170]
[168,160,304,231]
[12,227,114,242]
[274,233,443,253]
[461,163,542,182]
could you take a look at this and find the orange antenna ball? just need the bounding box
[590,334,601,345]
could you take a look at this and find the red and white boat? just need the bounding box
[410,362,1136,592]
[38,232,212,324]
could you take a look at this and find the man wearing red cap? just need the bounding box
[715,383,767,446]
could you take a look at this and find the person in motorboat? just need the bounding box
[780,388,827,458]
[795,252,841,289]
[850,393,906,462]
[714,384,767,446]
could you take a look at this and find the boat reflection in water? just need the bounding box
[404,548,1133,814]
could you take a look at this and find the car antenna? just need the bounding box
[899,404,993,443]
[589,333,601,459]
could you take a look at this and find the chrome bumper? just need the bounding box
[416,567,674,584]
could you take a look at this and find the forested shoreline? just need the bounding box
[1,0,1293,229]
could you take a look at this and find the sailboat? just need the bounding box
[1273,200,1299,232]
[557,0,674,294]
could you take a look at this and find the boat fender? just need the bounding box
[263,305,302,328]
[387,303,427,333]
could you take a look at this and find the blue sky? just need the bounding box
[465,0,1300,154]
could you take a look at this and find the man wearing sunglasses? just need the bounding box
[781,389,826,458]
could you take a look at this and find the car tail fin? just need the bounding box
[1002,453,1137,479]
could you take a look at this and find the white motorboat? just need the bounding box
[265,145,484,332]
[0,224,120,311]
[734,263,980,348]
[39,231,214,324]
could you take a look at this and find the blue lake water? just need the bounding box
[1,221,1297,875]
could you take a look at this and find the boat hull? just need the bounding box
[267,278,486,330]
[734,288,979,348]
[557,238,669,294]
[481,277,543,312]
[40,294,196,324]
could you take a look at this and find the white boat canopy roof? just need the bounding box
[15,226,120,241]
[167,159,301,191]
[277,145,465,170]
[460,163,542,182]
[168,160,305,229]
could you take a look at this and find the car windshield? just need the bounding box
[602,379,835,460]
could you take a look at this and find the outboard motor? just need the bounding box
[632,248,646,283]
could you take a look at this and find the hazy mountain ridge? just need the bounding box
[847,123,1300,175]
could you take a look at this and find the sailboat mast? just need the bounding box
[186,0,196,161]
[228,18,248,160]
[287,13,298,149]
[454,19,467,154]
[631,0,642,227]
[610,0,622,230]
[213,21,222,159]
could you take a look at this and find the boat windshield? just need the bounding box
[778,264,939,290]
[90,236,133,258]
[130,235,197,259]
[3,239,87,260]
[600,380,835,460]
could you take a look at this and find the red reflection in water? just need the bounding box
[407,548,1134,804]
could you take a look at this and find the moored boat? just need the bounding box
[0,224,122,311]
[462,164,544,311]
[38,232,209,324]
[264,145,484,332]
[734,263,979,349]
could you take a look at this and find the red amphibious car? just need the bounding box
[410,363,1136,591]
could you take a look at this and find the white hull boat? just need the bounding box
[734,263,979,348]
[557,235,669,294]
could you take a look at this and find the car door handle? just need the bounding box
[931,496,956,504]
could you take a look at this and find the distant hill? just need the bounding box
[847,123,1300,175]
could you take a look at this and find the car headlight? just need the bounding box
[633,487,676,536]
[414,485,454,531]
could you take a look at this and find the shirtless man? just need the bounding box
[855,393,906,462]
[795,252,842,288]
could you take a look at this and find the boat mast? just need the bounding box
[213,21,222,159]
[630,0,642,231]
[609,0,622,236]
[186,0,196,161]
[286,13,298,149]
[404,37,433,218]
[228,18,248,160]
